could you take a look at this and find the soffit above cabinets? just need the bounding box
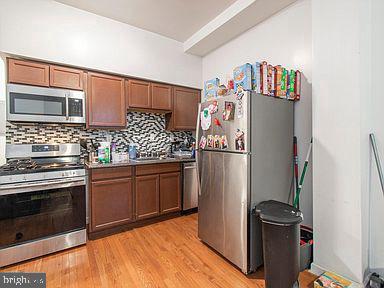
[183,0,299,56]
[54,0,237,42]
[55,0,298,56]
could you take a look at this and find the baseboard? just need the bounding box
[310,263,363,287]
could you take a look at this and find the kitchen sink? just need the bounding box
[131,157,177,162]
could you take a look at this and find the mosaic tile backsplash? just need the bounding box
[6,112,192,154]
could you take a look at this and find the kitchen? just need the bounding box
[1,0,383,287]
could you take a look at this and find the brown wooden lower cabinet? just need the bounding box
[135,174,160,220]
[91,177,133,232]
[160,172,181,214]
[89,163,182,235]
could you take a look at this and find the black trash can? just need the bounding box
[255,200,303,288]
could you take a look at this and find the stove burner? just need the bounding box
[0,158,84,176]
[0,158,38,172]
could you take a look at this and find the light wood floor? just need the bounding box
[1,214,316,287]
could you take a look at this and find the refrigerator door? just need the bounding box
[197,150,249,273]
[197,92,250,153]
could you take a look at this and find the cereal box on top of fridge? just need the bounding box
[252,62,261,93]
[234,63,252,92]
[295,70,302,101]
[260,61,268,95]
[204,78,220,102]
[279,68,288,99]
[267,65,276,97]
[275,65,283,97]
[287,70,296,100]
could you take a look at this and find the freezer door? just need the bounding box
[197,150,249,273]
[197,93,250,153]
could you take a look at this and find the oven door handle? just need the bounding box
[0,178,86,196]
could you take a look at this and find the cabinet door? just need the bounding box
[127,79,152,109]
[135,175,159,220]
[8,58,49,87]
[173,87,200,130]
[91,178,133,232]
[50,65,84,90]
[87,72,126,128]
[160,172,181,214]
[152,83,172,111]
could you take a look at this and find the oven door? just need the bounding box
[0,177,86,249]
[7,84,85,124]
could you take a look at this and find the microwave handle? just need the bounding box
[65,93,69,120]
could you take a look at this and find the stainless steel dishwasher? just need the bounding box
[182,162,198,211]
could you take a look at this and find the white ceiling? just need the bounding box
[55,0,237,42]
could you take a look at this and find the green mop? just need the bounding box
[293,138,313,208]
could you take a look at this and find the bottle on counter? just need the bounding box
[129,143,137,160]
[98,142,111,163]
[111,142,117,162]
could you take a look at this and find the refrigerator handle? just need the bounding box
[196,103,202,142]
[196,103,202,196]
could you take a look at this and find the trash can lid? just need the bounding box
[255,200,303,225]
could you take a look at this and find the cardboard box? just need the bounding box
[267,65,275,97]
[252,62,261,93]
[261,61,268,95]
[295,70,301,101]
[314,272,352,288]
[234,63,252,92]
[280,68,288,99]
[204,78,220,101]
[287,69,296,100]
[275,65,283,97]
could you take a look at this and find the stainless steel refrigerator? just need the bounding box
[196,91,293,274]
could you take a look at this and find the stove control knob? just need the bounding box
[16,232,23,241]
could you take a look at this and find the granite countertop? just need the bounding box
[86,158,195,169]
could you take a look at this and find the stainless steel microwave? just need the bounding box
[6,84,86,124]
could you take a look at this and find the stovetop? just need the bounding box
[0,158,85,176]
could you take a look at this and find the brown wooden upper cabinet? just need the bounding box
[8,58,50,87]
[87,72,126,128]
[127,80,173,111]
[49,65,84,90]
[168,87,200,131]
[127,79,152,109]
[8,59,85,91]
[151,83,172,110]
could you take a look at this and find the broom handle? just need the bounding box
[294,139,312,208]
[370,134,384,196]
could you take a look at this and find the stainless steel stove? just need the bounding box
[0,143,87,267]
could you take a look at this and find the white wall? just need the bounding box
[202,0,313,226]
[312,0,371,283]
[369,0,384,274]
[0,0,202,88]
[0,0,203,164]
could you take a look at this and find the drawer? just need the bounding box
[91,166,133,181]
[136,163,180,176]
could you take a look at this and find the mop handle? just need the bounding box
[370,134,384,196]
[293,139,313,208]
